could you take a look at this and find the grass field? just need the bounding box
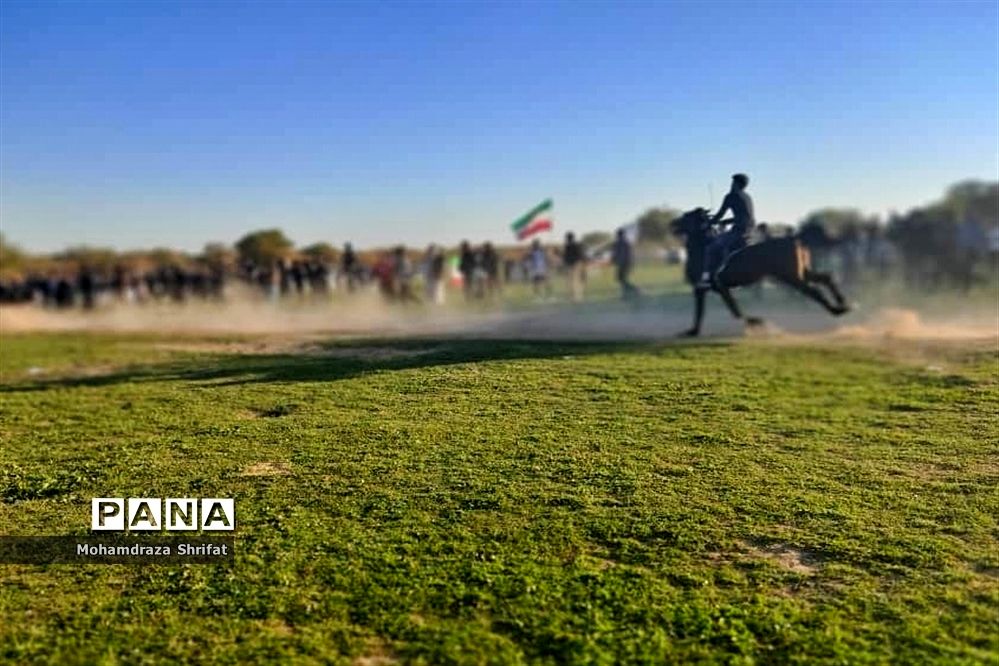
[1,312,998,663]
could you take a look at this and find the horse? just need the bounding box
[671,208,850,336]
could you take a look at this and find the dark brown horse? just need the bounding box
[671,208,850,336]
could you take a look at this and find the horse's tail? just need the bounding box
[794,238,811,280]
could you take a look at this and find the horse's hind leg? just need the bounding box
[717,286,764,326]
[717,286,743,319]
[804,269,849,310]
[780,276,848,315]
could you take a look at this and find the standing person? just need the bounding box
[481,242,500,300]
[471,246,487,299]
[423,244,446,304]
[391,246,419,303]
[987,224,999,280]
[306,260,329,297]
[30,273,53,307]
[526,239,552,300]
[54,274,75,308]
[458,241,476,302]
[611,227,639,300]
[290,260,306,296]
[209,262,226,300]
[562,232,586,302]
[955,218,986,291]
[701,173,756,287]
[756,222,772,242]
[110,264,127,301]
[168,265,187,302]
[128,272,146,303]
[839,223,860,288]
[372,251,395,300]
[277,258,292,297]
[267,263,281,301]
[341,242,358,292]
[77,265,96,310]
[503,258,516,283]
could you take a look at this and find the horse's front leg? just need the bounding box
[680,287,707,337]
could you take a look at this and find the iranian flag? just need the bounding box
[511,199,553,240]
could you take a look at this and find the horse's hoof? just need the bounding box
[678,328,700,338]
[745,317,765,327]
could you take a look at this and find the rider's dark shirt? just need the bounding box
[715,190,756,237]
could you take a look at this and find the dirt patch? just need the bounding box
[579,553,617,571]
[353,639,398,666]
[353,656,397,666]
[300,344,442,361]
[742,540,820,575]
[13,363,120,382]
[154,338,442,362]
[973,564,999,579]
[68,364,122,377]
[254,618,295,636]
[155,340,289,355]
[904,460,969,482]
[241,462,292,477]
[704,550,734,564]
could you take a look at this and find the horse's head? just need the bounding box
[670,208,712,240]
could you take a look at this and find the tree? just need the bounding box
[580,231,612,249]
[55,246,119,272]
[235,229,294,266]
[199,242,235,270]
[797,209,870,239]
[884,179,998,289]
[147,247,189,269]
[0,234,26,277]
[635,207,680,245]
[940,180,998,225]
[300,242,339,264]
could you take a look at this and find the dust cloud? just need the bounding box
[1,289,995,347]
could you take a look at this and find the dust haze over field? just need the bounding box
[1,286,995,347]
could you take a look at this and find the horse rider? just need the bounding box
[700,173,756,287]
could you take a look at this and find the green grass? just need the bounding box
[0,331,997,664]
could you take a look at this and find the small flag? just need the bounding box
[448,254,463,286]
[511,199,553,241]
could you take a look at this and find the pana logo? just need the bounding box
[92,498,235,532]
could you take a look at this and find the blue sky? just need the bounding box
[1,0,997,252]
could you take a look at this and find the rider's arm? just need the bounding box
[712,194,731,224]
